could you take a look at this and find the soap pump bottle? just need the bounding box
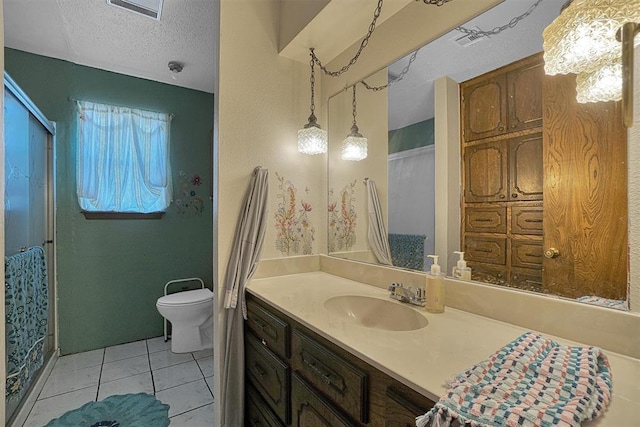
[452,251,472,280]
[425,255,445,313]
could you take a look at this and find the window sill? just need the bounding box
[81,211,165,220]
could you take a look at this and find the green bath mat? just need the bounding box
[44,393,170,427]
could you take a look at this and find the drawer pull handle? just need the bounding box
[301,351,347,394]
[525,253,542,258]
[524,219,543,223]
[253,317,278,342]
[253,362,267,379]
[474,218,493,222]
[475,248,493,253]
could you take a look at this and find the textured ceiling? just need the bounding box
[387,0,564,130]
[4,0,217,93]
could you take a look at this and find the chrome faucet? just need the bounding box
[387,283,425,307]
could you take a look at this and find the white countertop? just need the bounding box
[247,271,640,426]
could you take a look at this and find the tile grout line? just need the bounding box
[146,340,158,395]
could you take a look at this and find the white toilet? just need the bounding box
[156,288,214,353]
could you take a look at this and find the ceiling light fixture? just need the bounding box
[298,51,327,155]
[341,85,368,161]
[168,61,183,80]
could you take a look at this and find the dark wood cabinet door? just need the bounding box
[384,387,434,427]
[465,141,508,202]
[462,74,507,141]
[511,206,543,235]
[464,236,507,265]
[509,134,543,201]
[291,373,353,427]
[465,207,507,233]
[507,54,543,133]
[246,385,285,427]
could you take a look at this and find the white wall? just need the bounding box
[388,145,435,265]
[215,0,325,424]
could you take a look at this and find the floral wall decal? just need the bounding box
[175,171,205,216]
[274,172,315,255]
[328,180,357,252]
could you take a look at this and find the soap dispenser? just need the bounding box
[425,255,445,313]
[452,251,472,280]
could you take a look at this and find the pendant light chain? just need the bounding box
[308,54,318,123]
[310,0,384,77]
[361,48,420,91]
[456,0,543,38]
[352,85,358,127]
[420,0,453,5]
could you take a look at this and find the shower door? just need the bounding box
[4,75,56,424]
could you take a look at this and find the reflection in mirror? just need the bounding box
[327,0,630,310]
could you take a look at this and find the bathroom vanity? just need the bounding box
[245,267,640,427]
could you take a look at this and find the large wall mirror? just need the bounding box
[327,0,633,311]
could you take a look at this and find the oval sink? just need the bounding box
[323,295,428,331]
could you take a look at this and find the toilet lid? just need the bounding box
[157,288,213,306]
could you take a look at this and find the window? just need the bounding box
[76,101,172,213]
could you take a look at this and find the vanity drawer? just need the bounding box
[464,207,507,233]
[511,239,543,269]
[291,329,368,424]
[246,332,290,424]
[469,262,508,285]
[464,236,507,265]
[246,384,285,427]
[247,298,290,359]
[511,206,543,235]
[291,372,353,427]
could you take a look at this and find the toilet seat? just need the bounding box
[157,288,213,307]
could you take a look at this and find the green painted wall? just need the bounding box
[5,48,214,355]
[388,118,434,154]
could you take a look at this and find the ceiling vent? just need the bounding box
[451,27,487,48]
[107,0,164,20]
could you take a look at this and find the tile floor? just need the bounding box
[20,337,214,426]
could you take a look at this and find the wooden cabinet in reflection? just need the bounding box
[461,51,627,300]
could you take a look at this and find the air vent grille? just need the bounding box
[452,27,487,47]
[107,0,163,20]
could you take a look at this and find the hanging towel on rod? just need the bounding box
[5,246,49,401]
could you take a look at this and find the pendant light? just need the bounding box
[297,51,327,155]
[341,85,368,161]
[543,0,640,105]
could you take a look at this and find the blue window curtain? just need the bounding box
[76,100,172,213]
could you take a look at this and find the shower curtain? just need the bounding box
[365,178,393,265]
[5,246,49,400]
[221,167,269,427]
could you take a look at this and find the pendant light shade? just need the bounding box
[576,59,622,103]
[298,122,328,155]
[543,0,640,77]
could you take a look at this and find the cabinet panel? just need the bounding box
[510,269,543,293]
[246,384,285,427]
[511,240,543,269]
[465,141,508,203]
[247,298,290,360]
[509,134,543,201]
[291,373,353,427]
[468,262,508,285]
[507,56,543,133]
[292,329,368,424]
[245,332,290,424]
[464,236,507,265]
[384,387,434,427]
[465,207,507,233]
[511,206,543,235]
[462,74,507,141]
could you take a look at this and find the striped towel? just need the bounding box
[416,332,612,427]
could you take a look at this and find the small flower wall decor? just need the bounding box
[328,180,358,252]
[274,172,315,256]
[175,171,205,216]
